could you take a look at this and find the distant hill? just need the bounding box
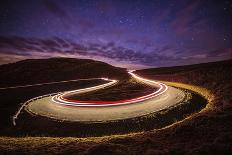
[135,59,232,90]
[0,58,128,87]
[136,59,232,75]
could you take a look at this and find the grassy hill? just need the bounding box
[0,57,128,87]
[0,58,128,137]
[0,59,231,154]
[133,59,232,154]
[135,59,232,90]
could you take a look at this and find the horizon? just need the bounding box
[0,56,231,70]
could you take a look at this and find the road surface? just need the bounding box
[0,78,107,90]
[23,71,186,122]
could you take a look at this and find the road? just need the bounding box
[23,71,186,122]
[12,77,114,126]
[51,71,167,106]
[0,78,107,90]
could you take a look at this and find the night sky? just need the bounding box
[0,0,231,69]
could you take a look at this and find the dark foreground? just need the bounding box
[0,59,232,154]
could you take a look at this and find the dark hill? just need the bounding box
[136,59,232,75]
[0,58,128,87]
[135,59,232,89]
[0,59,232,154]
[131,59,232,154]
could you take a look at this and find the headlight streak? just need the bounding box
[11,78,111,126]
[52,71,168,107]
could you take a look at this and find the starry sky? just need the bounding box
[0,0,231,69]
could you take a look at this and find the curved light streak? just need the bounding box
[52,71,168,107]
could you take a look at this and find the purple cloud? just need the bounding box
[0,36,231,69]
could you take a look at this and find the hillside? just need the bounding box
[0,60,231,154]
[135,59,232,89]
[133,59,232,154]
[0,58,128,135]
[0,58,128,87]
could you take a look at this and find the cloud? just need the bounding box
[207,48,232,58]
[0,36,231,69]
[0,52,39,65]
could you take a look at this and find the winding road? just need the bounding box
[22,71,186,122]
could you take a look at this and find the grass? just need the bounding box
[0,59,231,154]
[0,79,106,132]
[12,87,204,137]
[0,58,128,87]
[6,68,207,137]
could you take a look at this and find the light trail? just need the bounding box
[12,78,115,126]
[52,71,168,107]
[24,71,185,122]
[0,78,106,90]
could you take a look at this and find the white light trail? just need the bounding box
[52,71,168,107]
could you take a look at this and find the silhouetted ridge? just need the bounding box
[0,58,128,87]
